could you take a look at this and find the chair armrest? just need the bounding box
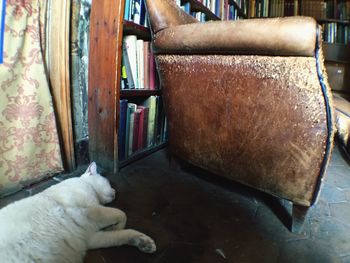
[153,16,318,57]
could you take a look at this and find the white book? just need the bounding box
[123,35,138,89]
[133,0,141,24]
[136,39,144,89]
[211,0,216,14]
[125,103,137,157]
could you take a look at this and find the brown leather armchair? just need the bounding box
[145,0,335,232]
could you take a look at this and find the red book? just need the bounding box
[149,50,156,90]
[143,41,150,90]
[142,107,149,148]
[137,106,148,150]
[132,109,142,153]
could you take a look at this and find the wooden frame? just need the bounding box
[46,0,75,171]
[88,0,125,172]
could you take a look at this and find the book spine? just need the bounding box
[124,0,130,20]
[133,0,141,24]
[124,35,138,89]
[140,0,146,26]
[143,41,150,90]
[147,96,156,147]
[149,50,156,90]
[142,107,149,148]
[118,99,128,160]
[128,111,135,156]
[132,109,141,153]
[136,39,144,89]
[121,62,128,89]
[122,43,135,89]
[137,106,145,150]
[125,103,137,157]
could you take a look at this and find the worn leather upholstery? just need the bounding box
[145,0,335,207]
[153,17,318,56]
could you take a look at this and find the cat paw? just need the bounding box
[132,234,157,253]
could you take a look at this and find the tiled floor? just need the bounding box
[1,144,350,262]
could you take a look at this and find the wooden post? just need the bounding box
[48,0,75,171]
[88,0,125,172]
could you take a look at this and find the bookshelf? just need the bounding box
[179,0,247,20]
[120,89,161,98]
[88,0,167,172]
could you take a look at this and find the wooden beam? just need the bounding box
[88,0,124,172]
[47,0,76,172]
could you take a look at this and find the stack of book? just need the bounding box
[337,0,350,20]
[323,23,350,44]
[121,35,158,90]
[249,0,299,17]
[300,0,328,19]
[124,0,148,27]
[118,96,168,161]
[178,0,245,21]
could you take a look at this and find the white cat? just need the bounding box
[0,162,156,263]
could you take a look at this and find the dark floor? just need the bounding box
[1,144,350,263]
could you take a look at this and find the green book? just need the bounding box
[142,96,157,147]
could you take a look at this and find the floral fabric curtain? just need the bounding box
[0,0,63,196]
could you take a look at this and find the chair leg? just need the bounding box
[291,204,309,233]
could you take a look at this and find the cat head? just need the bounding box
[81,162,116,204]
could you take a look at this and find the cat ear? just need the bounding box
[86,162,97,175]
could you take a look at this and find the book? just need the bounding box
[158,100,166,144]
[122,42,135,89]
[142,96,157,147]
[125,103,137,157]
[120,70,126,89]
[133,0,141,24]
[162,116,168,142]
[140,0,147,26]
[182,2,190,14]
[124,0,131,20]
[123,35,138,89]
[154,96,165,144]
[118,99,128,160]
[149,50,156,90]
[128,111,136,156]
[136,105,149,150]
[143,41,150,90]
[132,108,142,153]
[136,39,144,89]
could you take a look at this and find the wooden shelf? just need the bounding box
[123,20,151,40]
[120,89,162,98]
[323,42,350,63]
[317,18,350,25]
[118,142,167,169]
[182,0,221,20]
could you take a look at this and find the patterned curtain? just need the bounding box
[0,0,63,196]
